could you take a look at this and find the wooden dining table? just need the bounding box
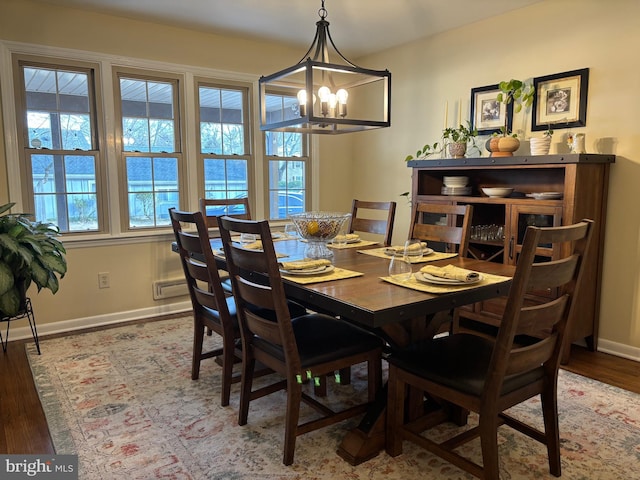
[173,235,515,464]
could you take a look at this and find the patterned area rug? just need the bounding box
[27,316,640,479]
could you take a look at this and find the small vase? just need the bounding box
[530,136,551,155]
[486,136,520,157]
[448,142,467,158]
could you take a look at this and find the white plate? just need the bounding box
[526,192,563,200]
[415,271,482,285]
[279,264,335,276]
[384,248,434,257]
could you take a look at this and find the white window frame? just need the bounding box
[0,40,318,245]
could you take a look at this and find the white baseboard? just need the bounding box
[597,338,640,362]
[3,301,192,346]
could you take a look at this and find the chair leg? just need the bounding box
[478,409,501,479]
[385,364,405,457]
[541,382,562,476]
[238,353,255,426]
[192,321,205,380]
[220,335,236,407]
[283,378,303,466]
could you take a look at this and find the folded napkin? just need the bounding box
[332,233,360,243]
[242,240,263,250]
[385,242,428,255]
[420,264,480,283]
[279,259,332,271]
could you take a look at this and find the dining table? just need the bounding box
[172,234,515,465]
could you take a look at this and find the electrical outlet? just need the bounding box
[98,272,110,289]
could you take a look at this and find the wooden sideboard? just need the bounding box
[407,153,615,355]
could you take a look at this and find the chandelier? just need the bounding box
[259,0,391,134]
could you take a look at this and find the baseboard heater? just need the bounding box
[153,279,188,300]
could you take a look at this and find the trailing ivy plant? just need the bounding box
[0,203,67,318]
[405,121,481,161]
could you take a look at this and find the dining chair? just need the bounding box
[385,219,594,479]
[199,197,251,230]
[217,215,384,466]
[348,199,397,246]
[170,208,307,405]
[169,208,242,407]
[408,202,473,255]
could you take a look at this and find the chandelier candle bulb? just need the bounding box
[297,90,308,116]
[337,88,348,117]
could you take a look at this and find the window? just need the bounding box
[196,80,251,204]
[14,57,105,233]
[115,70,184,229]
[264,93,308,220]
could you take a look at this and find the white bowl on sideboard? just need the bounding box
[481,187,514,198]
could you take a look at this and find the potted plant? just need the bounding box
[405,121,481,161]
[530,127,554,155]
[486,79,535,157]
[0,202,67,318]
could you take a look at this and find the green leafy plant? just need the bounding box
[496,79,535,136]
[405,121,481,161]
[0,203,67,318]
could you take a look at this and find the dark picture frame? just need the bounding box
[531,68,589,131]
[470,84,513,135]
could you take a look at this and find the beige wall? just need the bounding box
[1,0,639,360]
[342,0,640,358]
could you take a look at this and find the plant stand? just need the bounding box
[0,297,40,354]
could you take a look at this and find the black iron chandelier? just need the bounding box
[259,0,391,134]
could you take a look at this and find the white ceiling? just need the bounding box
[37,0,543,57]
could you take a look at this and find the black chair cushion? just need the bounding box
[388,333,544,397]
[253,313,383,368]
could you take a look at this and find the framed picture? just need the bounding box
[470,84,513,135]
[531,68,589,131]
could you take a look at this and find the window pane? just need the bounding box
[199,86,245,155]
[265,92,307,220]
[23,66,93,153]
[31,153,98,231]
[126,155,179,228]
[269,159,306,220]
[203,158,248,198]
[120,77,176,153]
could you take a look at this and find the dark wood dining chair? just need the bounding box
[217,215,384,466]
[408,202,473,255]
[169,208,242,407]
[199,197,251,230]
[348,199,397,246]
[385,219,594,479]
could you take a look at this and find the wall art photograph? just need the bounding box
[470,84,514,135]
[532,68,589,131]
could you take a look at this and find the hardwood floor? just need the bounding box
[1,331,639,455]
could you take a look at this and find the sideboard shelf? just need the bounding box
[408,153,615,358]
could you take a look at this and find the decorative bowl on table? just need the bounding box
[289,211,352,259]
